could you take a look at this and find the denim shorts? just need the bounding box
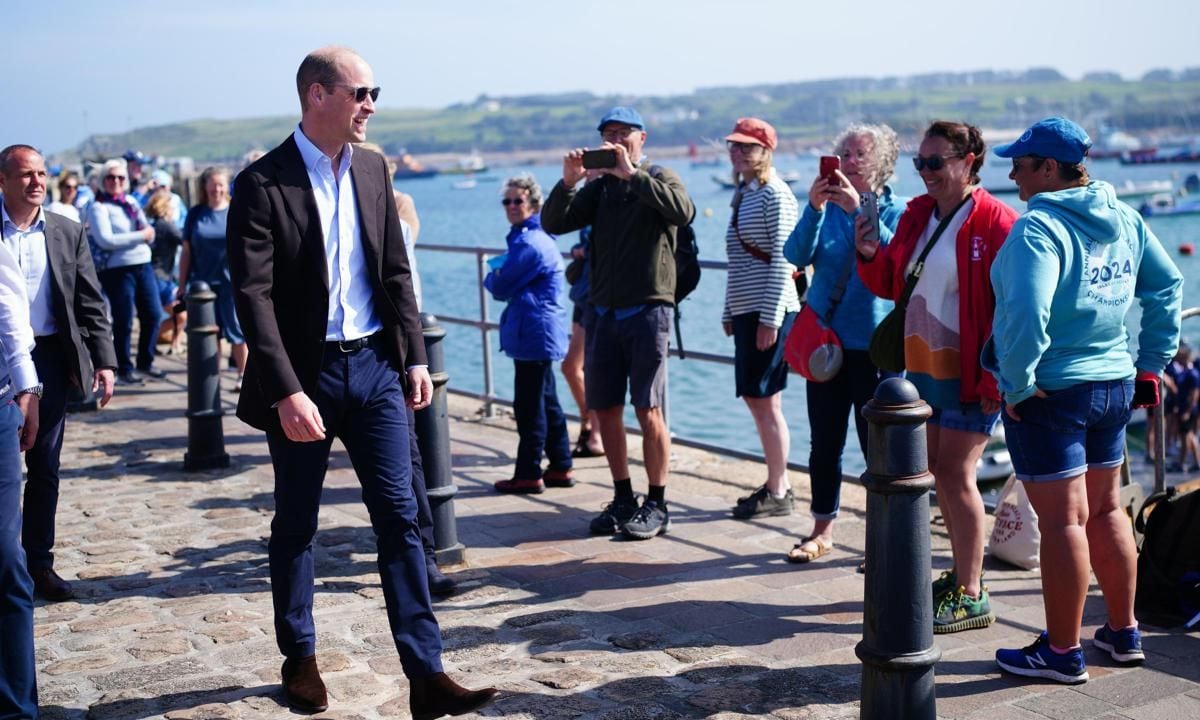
[929,404,1000,436]
[1002,379,1133,482]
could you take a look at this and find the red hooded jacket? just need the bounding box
[857,187,1017,405]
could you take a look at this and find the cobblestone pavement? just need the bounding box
[33,356,1200,719]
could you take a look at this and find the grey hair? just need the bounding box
[834,123,900,192]
[503,173,543,211]
[101,158,129,179]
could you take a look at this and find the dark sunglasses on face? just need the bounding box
[1011,157,1045,172]
[62,184,78,190]
[912,154,961,172]
[105,175,126,181]
[335,84,380,103]
[501,198,525,206]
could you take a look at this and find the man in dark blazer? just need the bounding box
[0,144,117,602]
[227,47,495,718]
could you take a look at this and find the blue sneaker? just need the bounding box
[996,632,1089,684]
[1092,624,1145,664]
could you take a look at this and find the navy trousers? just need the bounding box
[22,338,69,572]
[805,349,881,519]
[98,262,164,373]
[265,340,443,678]
[512,359,572,479]
[0,401,37,718]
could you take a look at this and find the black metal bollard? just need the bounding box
[183,282,229,470]
[414,313,464,565]
[856,377,939,720]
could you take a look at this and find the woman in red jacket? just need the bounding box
[855,120,1017,634]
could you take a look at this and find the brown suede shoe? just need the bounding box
[32,568,75,602]
[281,655,328,713]
[409,672,497,720]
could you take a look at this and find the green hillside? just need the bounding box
[72,68,1200,163]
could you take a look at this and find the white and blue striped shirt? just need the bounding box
[723,170,801,327]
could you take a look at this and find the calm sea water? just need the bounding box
[402,156,1200,477]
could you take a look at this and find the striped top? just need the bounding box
[723,170,801,327]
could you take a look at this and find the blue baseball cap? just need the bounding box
[597,106,644,132]
[993,117,1092,164]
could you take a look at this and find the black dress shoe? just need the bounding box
[281,655,328,713]
[409,672,497,720]
[140,366,168,379]
[32,568,75,601]
[116,369,145,386]
[427,563,457,598]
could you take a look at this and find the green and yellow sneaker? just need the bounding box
[932,570,957,601]
[933,586,996,634]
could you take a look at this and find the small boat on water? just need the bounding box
[688,141,724,168]
[1120,146,1200,165]
[986,179,1175,203]
[1139,192,1200,217]
[393,152,437,180]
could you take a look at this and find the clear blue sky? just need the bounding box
[3,0,1196,153]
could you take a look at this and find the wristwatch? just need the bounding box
[18,384,43,399]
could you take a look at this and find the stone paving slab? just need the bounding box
[30,354,1200,719]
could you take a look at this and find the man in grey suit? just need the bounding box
[0,144,117,602]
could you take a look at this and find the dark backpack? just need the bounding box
[1134,482,1200,627]
[647,165,700,358]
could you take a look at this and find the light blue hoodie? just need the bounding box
[985,181,1182,405]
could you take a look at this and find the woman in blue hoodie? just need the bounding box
[986,118,1183,684]
[486,174,573,494]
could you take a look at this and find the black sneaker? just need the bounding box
[732,486,794,519]
[117,369,145,386]
[140,366,168,379]
[620,499,670,540]
[589,495,640,535]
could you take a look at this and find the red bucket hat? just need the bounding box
[725,118,778,150]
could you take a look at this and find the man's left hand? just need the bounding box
[407,367,433,410]
[16,393,39,452]
[94,369,115,407]
[604,142,637,181]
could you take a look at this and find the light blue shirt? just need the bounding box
[2,205,57,336]
[0,239,38,400]
[293,125,381,342]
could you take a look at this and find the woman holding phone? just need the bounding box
[721,118,802,521]
[855,120,1017,634]
[780,123,904,562]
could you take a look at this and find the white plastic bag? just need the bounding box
[988,475,1041,570]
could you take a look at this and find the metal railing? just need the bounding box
[418,242,807,472]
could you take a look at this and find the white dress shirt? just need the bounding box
[293,125,382,342]
[0,240,38,401]
[2,205,57,336]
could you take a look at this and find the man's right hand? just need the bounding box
[278,392,326,442]
[562,149,587,188]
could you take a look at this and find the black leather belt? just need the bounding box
[325,334,376,353]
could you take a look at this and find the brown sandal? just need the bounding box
[786,536,833,564]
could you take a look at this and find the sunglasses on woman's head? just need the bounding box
[912,154,961,172]
[501,198,525,206]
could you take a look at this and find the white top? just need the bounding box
[0,239,38,399]
[47,201,80,224]
[2,205,57,336]
[293,125,382,342]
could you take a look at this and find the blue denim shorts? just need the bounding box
[1002,379,1133,483]
[929,404,1000,436]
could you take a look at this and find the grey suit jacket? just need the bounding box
[43,212,117,391]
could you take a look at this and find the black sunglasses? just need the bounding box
[912,154,961,172]
[333,84,380,103]
[501,198,525,206]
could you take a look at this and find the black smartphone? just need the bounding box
[860,191,879,244]
[581,149,618,169]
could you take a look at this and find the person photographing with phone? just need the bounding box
[779,123,905,563]
[855,120,1016,634]
[984,117,1182,684]
[542,106,695,540]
